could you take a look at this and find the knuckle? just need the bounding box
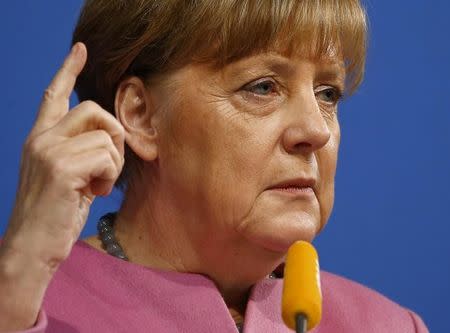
[98,152,118,178]
[24,135,45,156]
[79,100,100,111]
[116,122,125,133]
[49,157,68,176]
[117,124,126,138]
[95,131,116,152]
[42,88,57,102]
[101,150,120,175]
[99,149,113,163]
[97,131,120,155]
[34,145,65,176]
[97,129,113,143]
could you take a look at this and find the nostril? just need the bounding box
[288,141,313,154]
[294,142,312,149]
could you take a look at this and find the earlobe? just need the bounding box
[115,77,159,161]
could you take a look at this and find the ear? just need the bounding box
[115,77,158,161]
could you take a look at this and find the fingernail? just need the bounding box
[83,195,93,205]
[71,43,80,56]
[79,195,93,210]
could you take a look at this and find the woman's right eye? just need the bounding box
[242,79,278,96]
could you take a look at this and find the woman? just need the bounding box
[0,0,429,332]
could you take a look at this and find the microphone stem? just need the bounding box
[295,313,308,333]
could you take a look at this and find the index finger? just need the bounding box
[31,42,87,136]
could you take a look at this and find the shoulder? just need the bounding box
[318,271,429,332]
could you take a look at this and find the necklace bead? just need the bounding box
[97,212,128,261]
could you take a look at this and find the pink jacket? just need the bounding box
[13,241,428,332]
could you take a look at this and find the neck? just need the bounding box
[111,175,280,321]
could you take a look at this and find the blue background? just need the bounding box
[1,1,448,331]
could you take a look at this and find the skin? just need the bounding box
[0,42,344,331]
[0,43,125,331]
[86,50,344,322]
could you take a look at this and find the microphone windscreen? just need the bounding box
[282,241,322,331]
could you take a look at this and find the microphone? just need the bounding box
[282,241,322,333]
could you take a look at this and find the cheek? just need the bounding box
[158,98,275,225]
[317,122,340,225]
[199,114,276,224]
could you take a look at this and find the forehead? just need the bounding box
[216,51,346,82]
[155,48,346,94]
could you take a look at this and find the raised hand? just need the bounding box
[0,42,125,331]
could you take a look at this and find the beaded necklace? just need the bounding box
[97,212,279,332]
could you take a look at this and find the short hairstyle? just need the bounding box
[72,0,367,192]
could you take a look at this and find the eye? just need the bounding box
[242,79,277,96]
[315,87,343,105]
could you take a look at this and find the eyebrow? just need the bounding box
[264,59,298,78]
[256,56,346,83]
[315,66,346,84]
[316,62,347,88]
[223,56,297,81]
[223,54,346,85]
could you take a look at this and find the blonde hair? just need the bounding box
[72,0,367,192]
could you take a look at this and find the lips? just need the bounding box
[266,178,317,198]
[268,177,316,191]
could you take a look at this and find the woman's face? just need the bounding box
[149,51,343,255]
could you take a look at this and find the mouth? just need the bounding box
[267,178,317,197]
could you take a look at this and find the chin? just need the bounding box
[244,213,319,254]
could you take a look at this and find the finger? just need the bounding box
[48,129,124,173]
[51,101,125,157]
[50,147,120,199]
[31,42,87,136]
[67,148,121,197]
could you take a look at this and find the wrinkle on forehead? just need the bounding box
[213,50,346,88]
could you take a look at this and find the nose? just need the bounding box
[281,92,331,155]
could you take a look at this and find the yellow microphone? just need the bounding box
[282,241,322,333]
